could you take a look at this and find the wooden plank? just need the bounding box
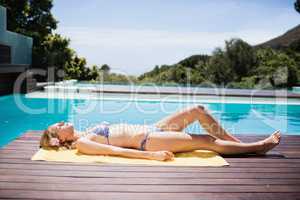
[3,147,296,158]
[1,175,300,185]
[0,168,299,179]
[0,182,300,193]
[1,159,300,170]
[1,153,300,168]
[1,131,300,200]
[0,163,299,173]
[0,190,299,200]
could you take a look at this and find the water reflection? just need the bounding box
[1,94,300,147]
[207,103,252,122]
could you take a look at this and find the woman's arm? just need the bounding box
[76,138,174,161]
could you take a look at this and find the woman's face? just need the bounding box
[48,122,74,143]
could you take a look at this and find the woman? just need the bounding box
[40,105,281,161]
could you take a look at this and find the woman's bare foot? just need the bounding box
[257,130,281,155]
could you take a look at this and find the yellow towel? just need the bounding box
[31,149,228,166]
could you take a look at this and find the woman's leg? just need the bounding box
[155,105,241,142]
[146,130,281,155]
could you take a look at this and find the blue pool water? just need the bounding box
[0,94,300,147]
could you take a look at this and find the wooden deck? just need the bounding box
[0,131,300,200]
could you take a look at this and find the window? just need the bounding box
[0,44,11,64]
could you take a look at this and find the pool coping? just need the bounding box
[43,84,300,99]
[26,91,300,105]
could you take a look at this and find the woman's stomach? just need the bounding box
[108,124,149,148]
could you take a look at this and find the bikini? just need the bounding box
[89,122,110,145]
[89,122,162,150]
[140,125,163,151]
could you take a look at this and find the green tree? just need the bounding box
[64,56,88,80]
[207,48,233,85]
[227,76,259,89]
[178,55,210,69]
[153,65,160,74]
[0,0,57,36]
[256,48,298,87]
[295,0,300,13]
[100,64,110,72]
[0,0,100,81]
[88,65,99,80]
[205,39,256,85]
[41,34,74,80]
[224,38,257,80]
[190,68,205,85]
[0,0,58,69]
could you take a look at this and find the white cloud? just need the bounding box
[57,27,281,47]
[54,27,285,75]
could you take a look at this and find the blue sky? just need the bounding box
[52,0,299,75]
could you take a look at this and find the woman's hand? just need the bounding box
[76,138,175,161]
[150,151,175,161]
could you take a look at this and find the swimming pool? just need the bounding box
[0,94,300,147]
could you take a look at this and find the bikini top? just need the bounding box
[88,121,110,144]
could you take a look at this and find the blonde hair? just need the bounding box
[40,129,75,150]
